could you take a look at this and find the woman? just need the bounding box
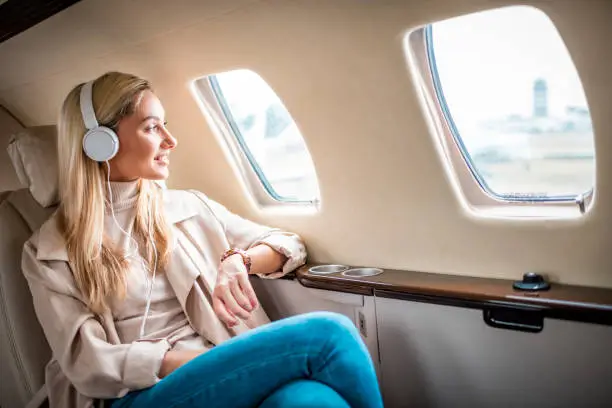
[22,71,383,408]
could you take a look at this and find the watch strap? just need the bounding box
[220,248,252,273]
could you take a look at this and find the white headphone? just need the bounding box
[80,81,120,162]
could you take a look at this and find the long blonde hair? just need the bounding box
[57,72,172,314]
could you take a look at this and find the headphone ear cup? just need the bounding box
[83,127,119,162]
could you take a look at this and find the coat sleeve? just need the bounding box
[21,238,171,399]
[190,190,307,278]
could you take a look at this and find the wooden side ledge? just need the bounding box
[293,264,612,326]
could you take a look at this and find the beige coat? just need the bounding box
[21,189,307,408]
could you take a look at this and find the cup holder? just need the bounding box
[342,268,384,277]
[308,264,349,275]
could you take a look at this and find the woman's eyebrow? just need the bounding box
[140,115,162,124]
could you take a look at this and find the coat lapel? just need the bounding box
[167,225,242,345]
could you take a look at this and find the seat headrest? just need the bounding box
[7,126,59,208]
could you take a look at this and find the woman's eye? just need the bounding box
[144,121,167,132]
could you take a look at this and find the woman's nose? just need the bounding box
[162,128,178,149]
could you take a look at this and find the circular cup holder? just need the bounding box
[308,264,349,275]
[342,268,384,277]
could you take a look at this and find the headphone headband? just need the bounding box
[80,81,99,130]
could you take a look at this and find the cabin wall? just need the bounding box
[375,297,612,407]
[0,0,610,288]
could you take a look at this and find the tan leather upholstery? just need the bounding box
[1,125,58,408]
[0,190,56,407]
[7,126,59,207]
[0,106,26,192]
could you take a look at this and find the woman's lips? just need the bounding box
[154,155,169,165]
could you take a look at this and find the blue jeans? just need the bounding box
[110,312,383,408]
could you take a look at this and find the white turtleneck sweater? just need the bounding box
[105,180,209,351]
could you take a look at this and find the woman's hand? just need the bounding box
[213,254,259,327]
[159,350,202,378]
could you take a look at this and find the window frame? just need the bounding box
[191,72,320,209]
[404,11,594,217]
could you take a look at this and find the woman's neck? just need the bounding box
[106,179,140,212]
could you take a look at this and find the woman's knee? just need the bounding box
[300,311,360,339]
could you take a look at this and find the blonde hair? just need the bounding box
[57,72,172,314]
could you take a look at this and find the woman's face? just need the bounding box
[108,90,177,181]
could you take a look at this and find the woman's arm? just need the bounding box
[191,191,307,327]
[191,190,307,278]
[246,243,288,276]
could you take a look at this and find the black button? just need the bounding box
[513,272,550,291]
[523,272,544,283]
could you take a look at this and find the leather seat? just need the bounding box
[1,124,58,408]
[0,105,26,193]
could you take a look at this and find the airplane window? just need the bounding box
[208,69,319,203]
[427,6,595,201]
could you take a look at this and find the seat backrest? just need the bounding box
[0,190,56,407]
[0,124,58,408]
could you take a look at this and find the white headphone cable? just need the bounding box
[105,161,139,259]
[138,189,158,340]
[104,161,157,339]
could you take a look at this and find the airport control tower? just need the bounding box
[533,78,548,118]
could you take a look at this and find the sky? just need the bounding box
[216,70,278,119]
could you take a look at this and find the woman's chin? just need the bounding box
[145,167,170,180]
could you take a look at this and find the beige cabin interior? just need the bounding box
[0,0,610,407]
